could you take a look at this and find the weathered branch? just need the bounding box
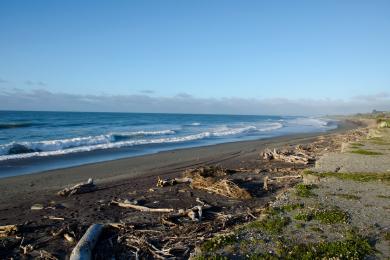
[57,178,97,197]
[111,200,174,213]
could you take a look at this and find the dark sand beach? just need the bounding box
[0,119,371,259]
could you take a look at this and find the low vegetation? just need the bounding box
[329,193,360,200]
[199,233,238,252]
[295,183,317,197]
[350,149,383,155]
[279,203,304,212]
[245,214,290,234]
[294,208,348,224]
[271,234,373,259]
[303,170,390,183]
[350,142,364,149]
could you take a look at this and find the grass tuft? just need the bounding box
[312,208,349,224]
[329,193,360,200]
[200,234,238,252]
[294,208,348,224]
[304,170,390,183]
[245,214,290,234]
[295,183,317,197]
[350,149,383,155]
[279,203,304,212]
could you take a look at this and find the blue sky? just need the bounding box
[0,0,390,114]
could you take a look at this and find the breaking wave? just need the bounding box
[0,123,283,160]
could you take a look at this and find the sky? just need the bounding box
[0,0,389,115]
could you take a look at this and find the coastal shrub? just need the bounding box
[295,183,317,197]
[350,149,382,155]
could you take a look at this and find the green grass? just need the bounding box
[245,234,373,260]
[294,212,312,221]
[329,193,360,200]
[350,143,364,149]
[304,170,390,183]
[377,194,390,199]
[295,223,305,228]
[200,234,238,252]
[350,149,383,155]
[295,183,317,197]
[284,235,373,259]
[245,214,290,234]
[294,208,348,224]
[312,208,349,224]
[279,203,304,212]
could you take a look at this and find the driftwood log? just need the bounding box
[57,178,97,197]
[111,200,174,213]
[156,176,192,187]
[69,224,104,260]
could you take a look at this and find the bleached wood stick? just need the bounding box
[111,201,174,213]
[70,224,104,260]
[271,175,302,180]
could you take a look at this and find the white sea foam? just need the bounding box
[0,123,284,161]
[288,117,333,128]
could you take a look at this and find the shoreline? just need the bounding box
[0,119,347,180]
[0,119,368,259]
[0,120,357,210]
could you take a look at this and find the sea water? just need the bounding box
[0,111,336,177]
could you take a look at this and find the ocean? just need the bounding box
[0,111,337,178]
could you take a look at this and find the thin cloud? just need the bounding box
[139,89,155,94]
[25,80,47,86]
[0,88,389,116]
[0,78,8,84]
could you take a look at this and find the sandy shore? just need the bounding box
[0,120,357,208]
[0,119,362,259]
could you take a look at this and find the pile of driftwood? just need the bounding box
[62,196,253,259]
[261,148,314,165]
[156,166,252,200]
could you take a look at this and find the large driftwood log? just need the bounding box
[57,178,97,197]
[69,224,104,260]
